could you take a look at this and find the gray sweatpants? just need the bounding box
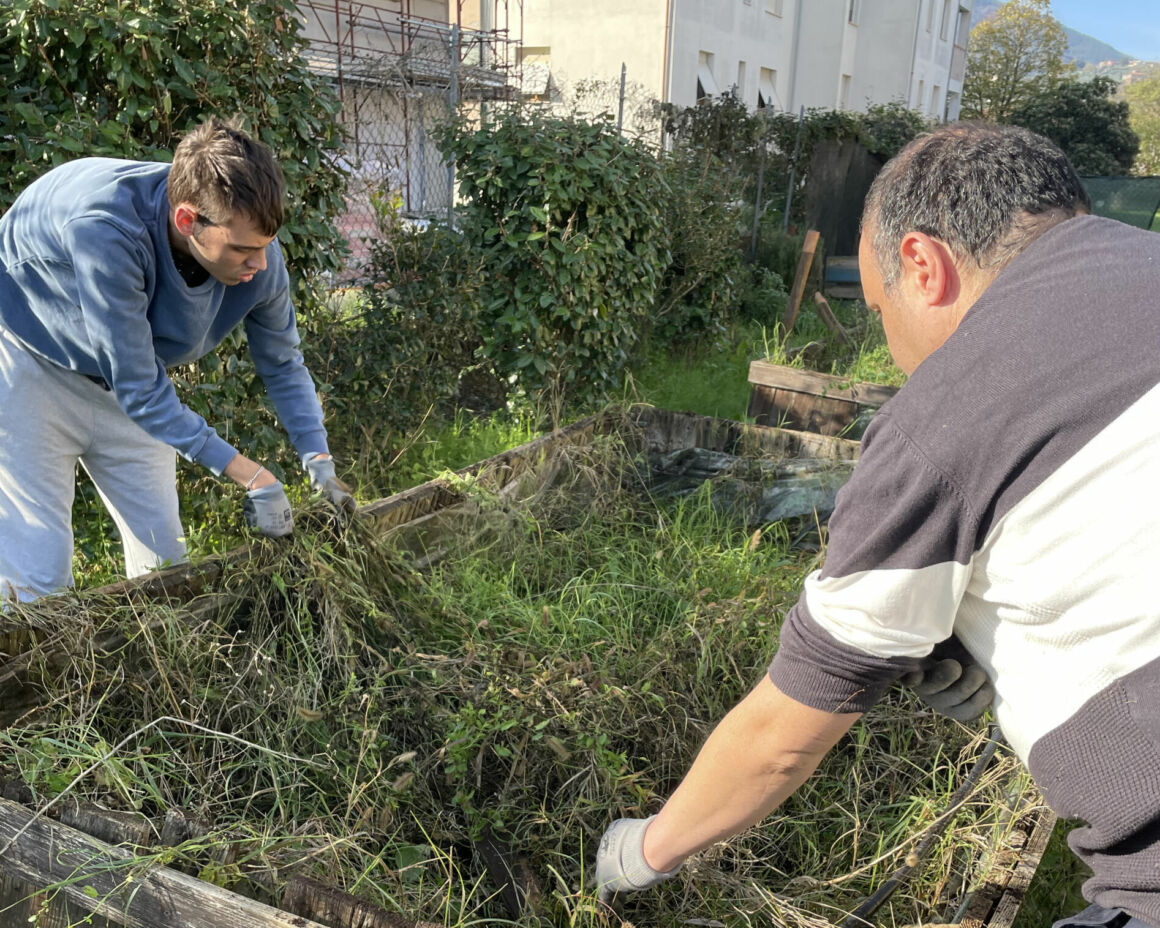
[0,329,186,603]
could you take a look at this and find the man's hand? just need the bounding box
[243,481,294,537]
[593,816,680,904]
[303,453,356,515]
[902,657,993,722]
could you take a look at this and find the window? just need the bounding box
[839,74,851,110]
[917,79,926,111]
[940,0,951,40]
[697,51,719,102]
[516,45,550,65]
[956,6,971,43]
[847,0,859,25]
[517,46,551,99]
[764,0,783,15]
[932,84,942,117]
[758,67,778,109]
[736,60,747,99]
[926,0,934,31]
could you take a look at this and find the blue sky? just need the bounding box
[1051,0,1160,62]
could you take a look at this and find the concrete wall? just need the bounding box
[849,1,921,111]
[519,0,668,102]
[908,0,973,119]
[667,0,793,109]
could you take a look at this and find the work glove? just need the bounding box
[593,815,680,904]
[901,638,994,723]
[243,481,294,538]
[303,452,356,516]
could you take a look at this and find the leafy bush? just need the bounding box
[306,194,488,480]
[0,0,348,285]
[439,107,670,407]
[752,224,823,297]
[734,265,789,329]
[651,149,745,344]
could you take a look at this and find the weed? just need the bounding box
[4,425,1028,927]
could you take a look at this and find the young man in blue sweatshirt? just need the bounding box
[0,117,352,603]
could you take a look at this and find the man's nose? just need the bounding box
[246,250,267,271]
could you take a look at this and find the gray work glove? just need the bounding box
[243,481,294,538]
[901,638,994,722]
[594,815,680,904]
[303,452,356,515]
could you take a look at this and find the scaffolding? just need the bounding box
[296,0,523,271]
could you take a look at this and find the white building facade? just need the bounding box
[518,0,972,121]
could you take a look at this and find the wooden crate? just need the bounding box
[748,360,900,437]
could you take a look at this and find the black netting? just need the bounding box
[1081,176,1160,231]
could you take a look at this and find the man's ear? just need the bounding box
[172,203,199,237]
[898,231,957,307]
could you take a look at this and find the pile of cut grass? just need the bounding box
[0,425,1031,928]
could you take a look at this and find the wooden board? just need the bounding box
[959,805,1058,928]
[0,796,330,928]
[747,361,900,437]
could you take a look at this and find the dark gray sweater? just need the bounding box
[770,214,1160,923]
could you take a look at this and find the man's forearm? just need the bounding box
[642,676,860,872]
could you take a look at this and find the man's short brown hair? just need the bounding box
[167,117,285,236]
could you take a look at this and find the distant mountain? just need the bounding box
[971,1,1137,68]
[1065,29,1132,68]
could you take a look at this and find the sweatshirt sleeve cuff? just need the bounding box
[195,434,240,476]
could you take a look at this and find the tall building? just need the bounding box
[517,0,971,121]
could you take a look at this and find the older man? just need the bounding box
[0,117,352,603]
[595,123,1160,928]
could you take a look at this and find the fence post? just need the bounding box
[617,63,627,134]
[447,23,460,226]
[782,105,805,233]
[750,126,768,261]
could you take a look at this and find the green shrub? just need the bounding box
[651,149,745,344]
[734,265,789,328]
[439,107,670,408]
[307,194,488,480]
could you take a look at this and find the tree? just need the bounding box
[961,0,1073,122]
[1125,74,1160,176]
[1010,76,1139,175]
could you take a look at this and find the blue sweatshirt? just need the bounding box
[0,158,328,475]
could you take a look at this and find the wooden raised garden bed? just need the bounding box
[747,360,900,438]
[0,406,1047,928]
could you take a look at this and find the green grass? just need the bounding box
[4,422,1026,928]
[625,300,904,425]
[1012,820,1092,928]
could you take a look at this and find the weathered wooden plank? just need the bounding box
[781,228,821,334]
[748,384,874,437]
[280,876,441,928]
[747,361,900,407]
[60,803,153,849]
[0,869,117,927]
[982,808,1058,928]
[632,406,860,463]
[0,796,328,928]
